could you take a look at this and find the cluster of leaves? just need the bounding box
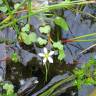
[53,41,65,60]
[73,58,96,88]
[0,82,16,96]
[18,15,69,61]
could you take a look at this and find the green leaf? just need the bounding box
[54,16,69,31]
[11,52,19,63]
[37,37,47,45]
[21,24,30,33]
[73,68,84,78]
[14,3,20,9]
[58,49,65,60]
[29,32,37,43]
[0,6,7,12]
[20,32,31,45]
[39,25,51,34]
[3,83,14,95]
[53,41,63,50]
[20,32,37,45]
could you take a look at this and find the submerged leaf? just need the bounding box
[21,24,30,33]
[53,41,63,50]
[3,83,14,95]
[0,6,7,12]
[29,32,37,43]
[14,3,20,9]
[39,25,51,34]
[20,32,31,45]
[19,32,37,45]
[37,37,47,45]
[58,49,65,60]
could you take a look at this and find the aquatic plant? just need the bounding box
[38,47,54,81]
[0,0,96,95]
[73,58,96,88]
[0,82,16,96]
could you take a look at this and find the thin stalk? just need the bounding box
[28,0,32,23]
[74,39,96,42]
[80,43,96,54]
[72,33,96,40]
[45,64,48,82]
[0,0,27,25]
[39,74,75,96]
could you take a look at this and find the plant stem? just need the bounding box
[80,43,96,54]
[72,33,96,40]
[74,39,96,42]
[45,64,48,82]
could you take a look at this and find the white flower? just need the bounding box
[34,80,39,84]
[38,47,54,65]
[19,80,25,85]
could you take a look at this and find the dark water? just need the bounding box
[0,0,96,96]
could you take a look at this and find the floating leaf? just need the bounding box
[14,3,20,9]
[58,49,65,60]
[53,41,63,50]
[19,32,37,45]
[39,25,51,34]
[53,41,65,60]
[21,24,30,33]
[54,16,69,31]
[37,37,47,45]
[20,32,31,45]
[0,6,7,12]
[3,83,14,95]
[29,32,37,43]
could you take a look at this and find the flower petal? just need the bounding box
[44,47,48,54]
[49,51,54,56]
[43,58,47,64]
[48,57,53,63]
[38,53,44,57]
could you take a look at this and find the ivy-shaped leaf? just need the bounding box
[53,41,65,60]
[29,32,37,43]
[3,83,14,95]
[37,37,47,45]
[19,32,30,45]
[39,25,51,34]
[21,24,30,33]
[19,32,37,45]
[54,16,69,31]
[58,49,65,60]
[0,6,7,12]
[53,41,63,50]
[14,3,20,9]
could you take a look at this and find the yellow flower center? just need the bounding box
[44,53,49,59]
